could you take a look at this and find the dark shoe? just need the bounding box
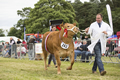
[8,55,11,58]
[92,71,96,74]
[100,71,106,76]
[55,66,57,68]
[86,61,89,63]
[82,61,85,62]
[47,65,50,67]
[74,60,77,62]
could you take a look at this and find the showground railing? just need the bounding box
[0,39,120,64]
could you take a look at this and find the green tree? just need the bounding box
[99,0,120,34]
[15,7,32,39]
[90,0,100,4]
[72,0,120,35]
[72,1,97,29]
[26,0,76,34]
[7,26,22,39]
[0,29,5,36]
[8,27,18,37]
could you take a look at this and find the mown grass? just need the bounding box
[0,57,120,80]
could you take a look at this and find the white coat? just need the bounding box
[87,21,113,54]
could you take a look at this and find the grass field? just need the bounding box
[0,57,120,80]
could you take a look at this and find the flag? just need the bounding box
[50,26,52,31]
[37,31,39,42]
[106,4,113,33]
[24,27,26,41]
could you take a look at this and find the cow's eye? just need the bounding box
[67,26,69,27]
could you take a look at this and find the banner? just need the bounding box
[24,27,26,41]
[106,4,113,32]
[35,43,43,54]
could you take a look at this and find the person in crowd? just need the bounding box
[38,37,42,43]
[74,38,83,61]
[109,40,116,53]
[17,39,21,44]
[79,40,91,62]
[48,25,57,68]
[17,44,21,58]
[73,34,77,41]
[118,54,120,59]
[85,13,113,76]
[3,42,10,57]
[21,44,26,58]
[9,37,17,59]
[28,35,35,60]
[84,35,91,45]
[2,42,4,45]
[4,42,10,49]
[22,40,27,50]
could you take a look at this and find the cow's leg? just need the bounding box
[67,51,74,70]
[54,53,61,74]
[43,50,48,70]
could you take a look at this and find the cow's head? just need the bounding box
[60,23,79,37]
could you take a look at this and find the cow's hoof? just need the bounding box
[57,72,61,75]
[66,67,72,70]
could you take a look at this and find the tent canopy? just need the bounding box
[0,40,5,43]
[0,36,22,43]
[107,35,117,40]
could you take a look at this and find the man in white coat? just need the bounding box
[85,13,113,76]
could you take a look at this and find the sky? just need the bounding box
[0,0,89,36]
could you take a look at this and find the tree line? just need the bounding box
[1,0,119,38]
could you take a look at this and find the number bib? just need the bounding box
[61,42,69,49]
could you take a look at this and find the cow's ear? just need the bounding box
[60,23,64,28]
[73,23,76,26]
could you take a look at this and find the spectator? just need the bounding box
[3,42,10,57]
[3,48,9,57]
[48,25,57,68]
[2,42,4,45]
[38,38,42,43]
[21,44,26,58]
[28,35,35,60]
[17,44,21,58]
[4,42,10,50]
[17,39,21,44]
[73,34,77,41]
[84,35,91,45]
[118,54,120,59]
[74,38,83,61]
[109,40,116,53]
[79,40,91,62]
[9,37,17,59]
[22,40,27,50]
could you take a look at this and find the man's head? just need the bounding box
[83,40,87,45]
[30,35,34,39]
[85,35,88,39]
[96,13,103,23]
[77,38,81,44]
[18,39,20,41]
[51,25,56,31]
[10,37,13,40]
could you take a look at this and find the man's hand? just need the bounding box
[85,27,89,33]
[102,31,107,35]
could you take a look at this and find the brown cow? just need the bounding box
[42,23,79,74]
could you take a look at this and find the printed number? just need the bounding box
[62,44,67,48]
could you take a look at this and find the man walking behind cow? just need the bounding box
[85,13,113,76]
